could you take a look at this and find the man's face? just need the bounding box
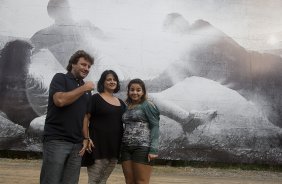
[71,57,92,79]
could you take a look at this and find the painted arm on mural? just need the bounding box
[149,94,217,133]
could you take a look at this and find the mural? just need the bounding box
[0,0,282,164]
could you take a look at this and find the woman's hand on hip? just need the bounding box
[148,154,158,162]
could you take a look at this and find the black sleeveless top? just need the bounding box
[88,93,126,159]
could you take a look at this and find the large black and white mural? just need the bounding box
[1,0,282,164]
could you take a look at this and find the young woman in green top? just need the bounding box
[121,78,160,184]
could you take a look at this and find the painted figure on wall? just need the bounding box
[0,40,37,128]
[31,0,104,68]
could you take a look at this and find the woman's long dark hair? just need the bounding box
[97,70,120,93]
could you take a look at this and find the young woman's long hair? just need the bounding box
[126,78,147,105]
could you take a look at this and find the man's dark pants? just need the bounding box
[40,140,82,184]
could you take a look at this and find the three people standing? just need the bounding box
[41,49,160,184]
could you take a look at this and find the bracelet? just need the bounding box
[84,137,90,140]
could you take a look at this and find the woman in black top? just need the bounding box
[83,70,125,184]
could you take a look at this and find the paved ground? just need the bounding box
[0,158,282,184]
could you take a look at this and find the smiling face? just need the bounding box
[128,83,145,104]
[103,73,117,92]
[71,57,91,79]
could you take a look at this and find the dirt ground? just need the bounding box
[0,158,282,184]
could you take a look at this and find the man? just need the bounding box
[40,50,95,184]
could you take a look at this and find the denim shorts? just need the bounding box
[120,146,152,165]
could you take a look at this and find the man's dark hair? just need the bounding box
[97,70,120,93]
[66,50,94,72]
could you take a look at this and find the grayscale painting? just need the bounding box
[0,0,282,164]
